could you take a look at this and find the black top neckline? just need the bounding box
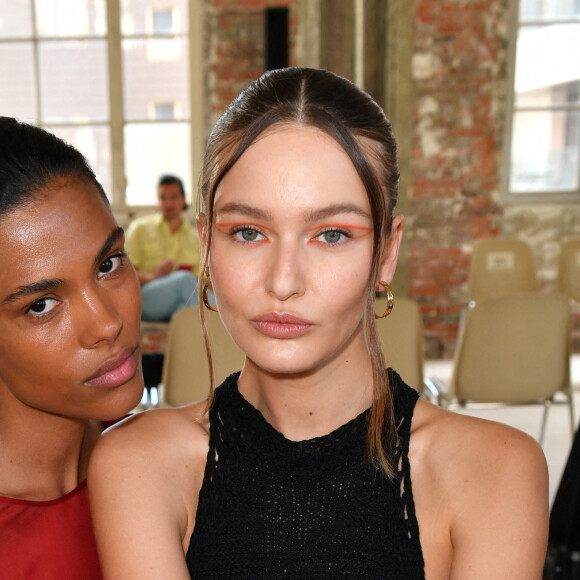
[219,371,372,448]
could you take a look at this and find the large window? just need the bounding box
[507,0,580,200]
[0,0,203,214]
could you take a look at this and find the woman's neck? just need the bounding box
[0,396,102,501]
[238,352,374,442]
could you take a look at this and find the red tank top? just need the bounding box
[0,418,126,579]
[0,480,102,579]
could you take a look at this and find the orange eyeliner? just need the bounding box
[308,224,373,239]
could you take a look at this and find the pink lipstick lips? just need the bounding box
[85,346,139,388]
[252,313,313,339]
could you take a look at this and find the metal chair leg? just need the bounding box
[569,390,576,442]
[540,400,551,446]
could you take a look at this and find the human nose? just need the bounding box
[265,239,306,302]
[78,286,123,347]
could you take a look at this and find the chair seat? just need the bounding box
[441,292,574,445]
[467,237,537,303]
[375,296,426,394]
[160,307,245,407]
[556,238,580,304]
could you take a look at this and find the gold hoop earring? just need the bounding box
[375,281,394,319]
[202,269,218,312]
[202,284,218,312]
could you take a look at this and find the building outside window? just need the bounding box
[0,0,201,215]
[151,7,174,34]
[151,101,178,120]
[507,0,580,200]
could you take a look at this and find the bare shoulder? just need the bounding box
[409,400,549,580]
[88,400,210,576]
[101,401,208,445]
[91,400,210,477]
[410,399,547,482]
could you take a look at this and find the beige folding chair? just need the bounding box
[556,238,580,304]
[375,296,428,395]
[439,292,574,445]
[160,306,245,407]
[467,237,537,303]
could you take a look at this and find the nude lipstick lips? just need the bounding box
[85,346,139,388]
[252,313,313,339]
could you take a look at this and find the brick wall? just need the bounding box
[406,0,580,357]
[202,0,580,358]
[205,0,298,132]
[204,0,513,359]
[408,0,511,357]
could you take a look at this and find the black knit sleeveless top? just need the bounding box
[186,370,425,579]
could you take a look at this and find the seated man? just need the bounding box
[125,174,200,322]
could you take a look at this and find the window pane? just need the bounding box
[152,9,173,34]
[510,110,580,192]
[515,24,580,103]
[124,123,191,206]
[122,37,189,121]
[0,0,33,38]
[121,0,188,35]
[48,125,112,200]
[153,102,176,120]
[0,43,37,122]
[35,0,106,37]
[517,81,580,108]
[520,0,580,20]
[39,40,109,123]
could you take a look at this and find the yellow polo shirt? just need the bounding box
[125,213,201,276]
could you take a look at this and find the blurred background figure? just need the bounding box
[125,174,200,322]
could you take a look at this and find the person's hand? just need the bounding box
[154,259,175,279]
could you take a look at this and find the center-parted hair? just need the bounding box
[197,67,400,478]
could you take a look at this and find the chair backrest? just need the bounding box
[375,296,424,392]
[467,237,537,303]
[449,292,571,404]
[556,238,580,303]
[161,306,245,407]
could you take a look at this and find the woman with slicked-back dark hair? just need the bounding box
[0,117,144,579]
[90,69,548,579]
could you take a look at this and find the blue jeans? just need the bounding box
[141,270,198,322]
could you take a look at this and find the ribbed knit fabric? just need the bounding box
[186,370,425,579]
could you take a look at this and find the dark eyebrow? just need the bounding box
[94,227,125,268]
[2,227,125,306]
[215,203,370,223]
[3,278,65,305]
[304,204,371,222]
[214,202,272,221]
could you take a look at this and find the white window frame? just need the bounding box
[148,100,181,121]
[0,0,204,223]
[504,2,580,204]
[147,5,180,35]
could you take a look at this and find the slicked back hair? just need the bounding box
[0,116,107,218]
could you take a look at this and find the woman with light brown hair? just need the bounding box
[89,68,548,579]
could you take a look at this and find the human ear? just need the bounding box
[375,214,404,290]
